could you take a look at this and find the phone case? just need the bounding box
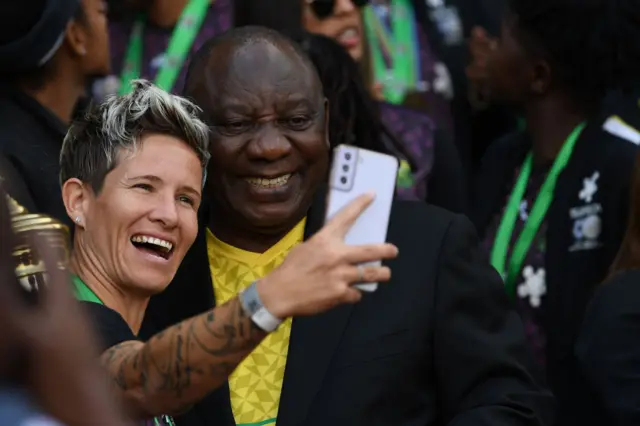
[325,145,399,292]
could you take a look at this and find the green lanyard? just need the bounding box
[363,0,420,104]
[490,122,587,298]
[118,0,210,95]
[72,274,103,304]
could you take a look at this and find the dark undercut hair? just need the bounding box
[183,25,321,105]
[507,0,640,106]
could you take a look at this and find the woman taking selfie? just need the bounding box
[60,80,397,424]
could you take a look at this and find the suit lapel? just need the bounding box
[277,187,357,425]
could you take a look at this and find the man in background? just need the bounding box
[0,0,111,226]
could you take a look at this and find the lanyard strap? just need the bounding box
[490,122,587,298]
[363,0,420,104]
[72,274,103,305]
[118,0,210,95]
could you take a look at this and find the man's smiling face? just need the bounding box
[197,40,329,235]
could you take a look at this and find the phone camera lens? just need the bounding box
[342,165,349,172]
[340,176,347,184]
[345,153,352,161]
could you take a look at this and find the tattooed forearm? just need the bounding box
[100,297,268,418]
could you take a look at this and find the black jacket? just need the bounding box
[141,190,554,426]
[0,89,70,227]
[471,112,639,425]
[573,270,640,426]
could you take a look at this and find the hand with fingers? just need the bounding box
[257,193,399,319]
[0,190,133,426]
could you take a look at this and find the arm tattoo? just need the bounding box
[101,297,267,416]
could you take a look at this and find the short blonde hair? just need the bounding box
[60,80,210,192]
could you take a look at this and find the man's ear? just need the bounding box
[62,178,90,228]
[64,16,88,58]
[530,60,552,95]
[323,98,330,147]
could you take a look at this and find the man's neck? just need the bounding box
[147,0,193,27]
[209,211,302,254]
[70,241,149,334]
[523,97,589,167]
[22,75,85,125]
[212,225,293,254]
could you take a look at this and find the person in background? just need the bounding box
[101,0,232,99]
[0,0,111,227]
[0,178,131,426]
[306,0,513,183]
[471,0,640,423]
[143,25,554,426]
[361,0,453,132]
[294,31,465,211]
[572,153,640,426]
[60,79,397,425]
[235,0,467,212]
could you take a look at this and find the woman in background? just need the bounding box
[574,153,640,426]
[295,31,466,211]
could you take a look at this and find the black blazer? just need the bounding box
[471,114,639,425]
[141,191,554,426]
[572,270,640,426]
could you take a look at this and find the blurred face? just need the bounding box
[303,0,366,61]
[201,43,329,235]
[79,135,202,295]
[485,16,540,106]
[77,0,111,77]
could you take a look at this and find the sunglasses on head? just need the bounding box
[307,0,370,20]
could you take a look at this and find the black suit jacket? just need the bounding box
[141,193,554,426]
[471,112,639,426]
[573,270,640,426]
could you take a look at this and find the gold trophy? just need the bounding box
[8,194,70,294]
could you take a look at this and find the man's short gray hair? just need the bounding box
[60,80,210,192]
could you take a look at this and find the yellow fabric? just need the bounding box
[206,220,305,425]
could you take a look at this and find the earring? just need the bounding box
[75,216,81,224]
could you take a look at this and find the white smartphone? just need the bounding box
[324,145,399,292]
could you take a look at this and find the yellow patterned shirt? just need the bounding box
[206,220,305,426]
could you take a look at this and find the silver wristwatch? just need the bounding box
[239,281,282,332]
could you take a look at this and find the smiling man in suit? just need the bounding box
[140,25,555,426]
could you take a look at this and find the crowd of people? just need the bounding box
[1,0,640,425]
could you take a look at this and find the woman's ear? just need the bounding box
[62,178,89,228]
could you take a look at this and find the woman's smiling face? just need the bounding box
[302,0,366,61]
[72,134,202,295]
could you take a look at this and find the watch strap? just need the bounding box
[240,281,282,332]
